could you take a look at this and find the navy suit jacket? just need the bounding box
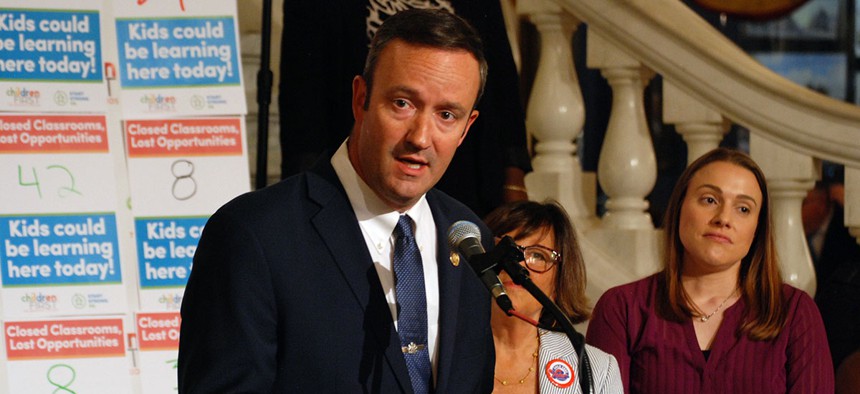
[178,159,495,393]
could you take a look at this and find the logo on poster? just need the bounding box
[206,94,227,106]
[141,93,176,112]
[53,90,69,106]
[88,293,109,305]
[159,293,183,310]
[21,292,58,312]
[190,94,205,110]
[6,87,40,106]
[69,91,89,104]
[72,293,87,309]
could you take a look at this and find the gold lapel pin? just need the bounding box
[449,251,460,267]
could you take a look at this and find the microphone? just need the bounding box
[447,221,514,313]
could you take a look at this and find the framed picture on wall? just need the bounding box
[753,52,847,99]
[741,0,841,40]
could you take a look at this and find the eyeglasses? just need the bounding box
[515,244,561,273]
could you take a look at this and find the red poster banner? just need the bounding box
[0,114,108,153]
[125,118,243,157]
[136,312,180,351]
[5,318,125,360]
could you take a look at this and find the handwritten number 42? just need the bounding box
[17,165,82,198]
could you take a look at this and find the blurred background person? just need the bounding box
[836,349,860,394]
[802,166,860,287]
[484,200,623,393]
[803,164,860,373]
[587,148,833,393]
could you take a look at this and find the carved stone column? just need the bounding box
[663,81,726,164]
[519,0,593,222]
[750,133,817,295]
[588,32,656,229]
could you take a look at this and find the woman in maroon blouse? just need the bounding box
[586,148,834,393]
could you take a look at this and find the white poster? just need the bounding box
[114,0,246,117]
[3,316,134,393]
[0,113,128,317]
[124,116,249,310]
[134,311,179,394]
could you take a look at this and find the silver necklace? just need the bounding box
[697,289,737,322]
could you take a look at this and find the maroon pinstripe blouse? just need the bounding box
[586,274,834,394]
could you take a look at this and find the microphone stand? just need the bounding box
[254,0,274,189]
[494,236,593,394]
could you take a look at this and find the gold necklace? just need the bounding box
[697,289,738,322]
[494,334,540,386]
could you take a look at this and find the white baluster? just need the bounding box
[588,32,657,229]
[519,0,593,222]
[750,133,817,295]
[663,81,726,164]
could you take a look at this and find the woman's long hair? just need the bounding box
[660,148,786,341]
[484,200,590,326]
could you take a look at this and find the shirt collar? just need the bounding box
[331,139,432,242]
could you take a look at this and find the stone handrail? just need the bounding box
[554,0,860,168]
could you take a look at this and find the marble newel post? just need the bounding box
[588,32,657,230]
[750,133,817,295]
[518,0,594,224]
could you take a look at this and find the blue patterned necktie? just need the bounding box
[393,214,431,394]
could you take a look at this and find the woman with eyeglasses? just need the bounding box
[484,200,623,393]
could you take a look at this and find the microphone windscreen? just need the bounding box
[447,220,481,250]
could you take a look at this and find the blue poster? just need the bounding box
[0,8,102,82]
[0,214,122,286]
[134,216,205,288]
[115,17,240,88]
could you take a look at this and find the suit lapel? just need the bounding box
[427,192,462,393]
[306,162,412,393]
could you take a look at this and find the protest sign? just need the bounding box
[134,312,179,393]
[3,316,134,393]
[0,113,128,317]
[124,116,249,310]
[0,2,106,112]
[114,0,245,117]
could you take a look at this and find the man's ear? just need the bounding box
[458,110,479,146]
[352,75,367,122]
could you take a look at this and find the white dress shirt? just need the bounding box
[331,140,441,378]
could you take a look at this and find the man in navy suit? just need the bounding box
[178,9,495,393]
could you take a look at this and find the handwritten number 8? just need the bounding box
[171,159,197,201]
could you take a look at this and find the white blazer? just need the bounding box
[537,329,624,394]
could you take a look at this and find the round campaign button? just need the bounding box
[544,358,575,388]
